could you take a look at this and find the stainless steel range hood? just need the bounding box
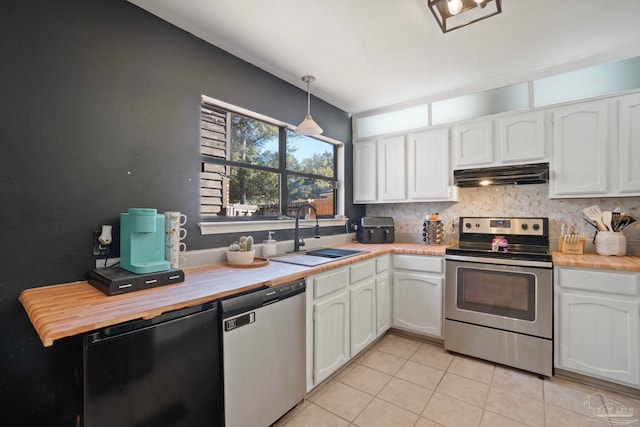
[453,163,549,187]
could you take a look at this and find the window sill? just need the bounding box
[198,218,348,235]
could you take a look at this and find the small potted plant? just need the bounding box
[226,236,255,265]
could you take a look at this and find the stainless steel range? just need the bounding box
[444,217,553,377]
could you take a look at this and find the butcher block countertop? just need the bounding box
[20,242,448,347]
[552,251,640,272]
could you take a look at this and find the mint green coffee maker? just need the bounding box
[120,208,170,274]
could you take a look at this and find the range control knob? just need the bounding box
[533,223,540,230]
[475,223,480,228]
[465,223,472,229]
[521,223,528,230]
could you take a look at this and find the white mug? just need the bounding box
[179,228,187,240]
[166,241,187,268]
[165,211,187,226]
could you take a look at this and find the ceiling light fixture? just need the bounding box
[295,75,323,136]
[428,0,501,33]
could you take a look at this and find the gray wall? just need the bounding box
[0,1,362,424]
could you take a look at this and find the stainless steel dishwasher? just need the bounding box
[221,279,306,427]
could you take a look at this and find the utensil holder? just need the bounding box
[595,232,626,256]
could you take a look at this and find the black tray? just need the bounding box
[88,266,184,296]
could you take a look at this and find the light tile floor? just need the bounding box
[275,333,640,427]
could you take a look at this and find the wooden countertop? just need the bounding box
[20,243,448,347]
[552,251,640,272]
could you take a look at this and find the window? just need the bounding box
[200,101,336,221]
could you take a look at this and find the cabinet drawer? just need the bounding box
[557,268,639,297]
[350,260,375,284]
[313,268,349,299]
[393,254,443,273]
[376,256,390,274]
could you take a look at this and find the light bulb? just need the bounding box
[448,0,463,15]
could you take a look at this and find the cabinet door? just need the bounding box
[350,278,376,356]
[353,139,378,202]
[378,135,406,201]
[376,273,391,337]
[407,128,455,200]
[453,120,493,168]
[499,111,546,163]
[393,271,443,337]
[551,101,608,196]
[313,291,350,385]
[559,292,640,387]
[617,93,640,194]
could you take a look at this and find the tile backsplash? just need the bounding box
[366,184,640,255]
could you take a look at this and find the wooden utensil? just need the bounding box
[602,211,612,231]
[583,205,607,231]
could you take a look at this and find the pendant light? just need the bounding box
[295,75,323,136]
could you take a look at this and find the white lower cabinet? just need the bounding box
[313,290,350,385]
[392,254,443,338]
[306,256,390,390]
[350,278,376,356]
[306,266,350,389]
[375,255,391,336]
[350,259,377,356]
[555,267,640,389]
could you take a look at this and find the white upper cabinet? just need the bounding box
[617,92,640,194]
[378,135,407,201]
[550,100,609,196]
[549,92,640,198]
[407,128,456,201]
[499,111,547,163]
[353,136,406,203]
[353,139,378,203]
[353,130,456,203]
[453,120,494,168]
[453,112,548,170]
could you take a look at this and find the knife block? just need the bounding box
[560,235,585,255]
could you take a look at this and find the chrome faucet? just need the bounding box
[293,203,321,252]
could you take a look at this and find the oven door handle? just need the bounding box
[444,254,552,269]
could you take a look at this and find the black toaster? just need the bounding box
[356,217,395,244]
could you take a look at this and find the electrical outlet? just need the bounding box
[93,230,111,257]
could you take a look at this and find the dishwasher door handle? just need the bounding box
[224,311,256,332]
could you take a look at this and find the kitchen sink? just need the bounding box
[304,248,366,259]
[269,248,368,267]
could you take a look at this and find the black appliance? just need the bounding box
[87,266,184,296]
[444,217,553,377]
[453,162,549,187]
[356,217,395,244]
[83,302,222,427]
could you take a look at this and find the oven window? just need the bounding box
[457,268,535,321]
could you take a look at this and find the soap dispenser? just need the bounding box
[263,231,277,257]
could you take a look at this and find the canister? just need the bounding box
[595,231,626,256]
